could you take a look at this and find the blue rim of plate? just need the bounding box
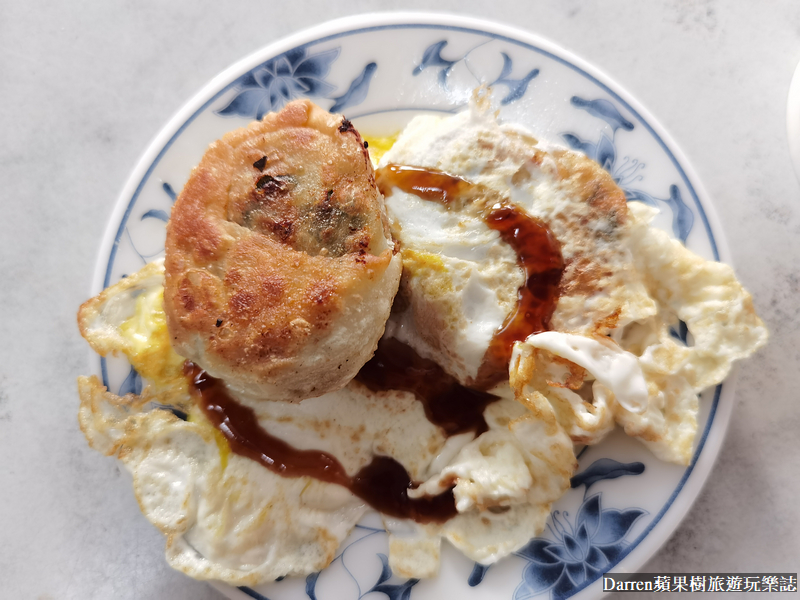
[92,15,728,600]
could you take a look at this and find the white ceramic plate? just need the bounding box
[786,58,800,183]
[90,13,733,600]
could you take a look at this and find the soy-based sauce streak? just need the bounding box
[376,164,564,388]
[478,205,564,387]
[187,363,349,487]
[184,165,562,526]
[376,164,473,204]
[356,338,498,436]
[186,362,457,523]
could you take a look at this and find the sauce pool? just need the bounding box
[356,337,499,436]
[186,362,457,524]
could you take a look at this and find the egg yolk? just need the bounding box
[119,285,232,466]
[118,287,186,390]
[363,133,398,166]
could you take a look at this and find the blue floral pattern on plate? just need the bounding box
[562,96,695,241]
[217,47,339,118]
[330,62,378,113]
[514,459,647,599]
[217,47,377,119]
[414,40,540,105]
[93,18,728,600]
[561,96,694,243]
[467,459,647,598]
[118,365,142,396]
[238,525,419,600]
[304,526,419,600]
[513,494,647,600]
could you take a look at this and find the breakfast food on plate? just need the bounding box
[510,201,768,463]
[377,106,654,393]
[164,99,401,401]
[76,95,767,585]
[377,98,766,463]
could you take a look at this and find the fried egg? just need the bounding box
[379,94,655,387]
[509,201,768,465]
[382,186,523,384]
[77,261,577,583]
[76,98,767,588]
[377,97,766,465]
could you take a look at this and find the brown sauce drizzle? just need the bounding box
[181,164,563,525]
[376,164,564,388]
[356,337,498,436]
[186,362,457,524]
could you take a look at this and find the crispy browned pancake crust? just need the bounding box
[164,100,401,401]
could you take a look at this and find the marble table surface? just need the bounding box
[1,1,798,598]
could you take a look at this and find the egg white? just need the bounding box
[76,101,767,585]
[78,261,577,583]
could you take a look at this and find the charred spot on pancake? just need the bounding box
[177,271,217,315]
[242,209,297,244]
[239,175,299,244]
[224,269,242,286]
[256,174,292,192]
[338,118,355,134]
[215,319,223,327]
[268,218,295,243]
[295,189,370,258]
[179,287,195,312]
[163,100,401,402]
[354,239,369,265]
